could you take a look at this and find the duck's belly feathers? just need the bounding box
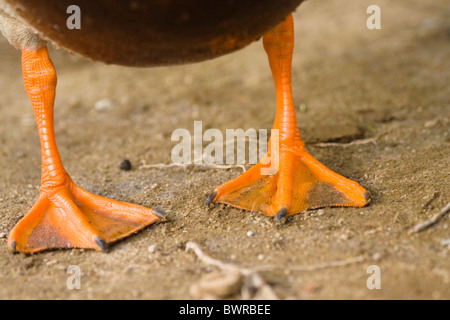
[3,0,303,66]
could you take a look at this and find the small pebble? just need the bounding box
[147,244,159,253]
[372,252,382,261]
[189,270,243,299]
[304,283,318,293]
[247,231,254,237]
[424,119,438,128]
[339,233,349,241]
[298,103,308,113]
[257,254,265,261]
[0,232,7,239]
[46,259,58,267]
[124,265,134,273]
[120,159,132,171]
[94,98,115,111]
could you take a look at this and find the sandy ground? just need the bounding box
[0,0,449,300]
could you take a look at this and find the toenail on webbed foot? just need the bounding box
[152,208,166,219]
[10,240,17,253]
[95,237,108,253]
[206,191,218,207]
[364,192,371,203]
[276,207,288,224]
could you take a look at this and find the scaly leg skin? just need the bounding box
[8,46,162,253]
[208,15,369,221]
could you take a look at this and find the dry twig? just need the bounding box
[139,160,246,172]
[186,241,278,300]
[186,241,366,299]
[312,137,376,148]
[409,202,450,234]
[254,255,365,272]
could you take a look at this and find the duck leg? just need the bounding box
[208,15,369,221]
[8,46,161,253]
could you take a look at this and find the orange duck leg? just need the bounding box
[208,15,369,221]
[8,47,161,253]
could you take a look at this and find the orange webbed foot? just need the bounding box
[207,14,369,221]
[8,177,162,253]
[9,46,162,254]
[208,147,369,222]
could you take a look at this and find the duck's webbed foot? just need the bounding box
[208,146,368,222]
[207,15,369,220]
[8,46,160,253]
[9,177,161,253]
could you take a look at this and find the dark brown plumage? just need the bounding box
[4,0,303,66]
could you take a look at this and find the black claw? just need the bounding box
[364,192,371,203]
[95,237,108,253]
[10,240,17,253]
[153,208,165,219]
[206,191,218,207]
[276,207,288,224]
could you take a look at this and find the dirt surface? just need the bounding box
[0,0,449,300]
